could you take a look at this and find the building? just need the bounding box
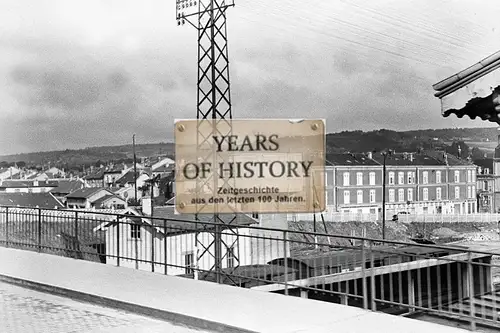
[474,159,496,213]
[84,168,105,188]
[300,151,477,220]
[0,180,58,193]
[49,179,87,205]
[0,192,64,209]
[0,167,21,181]
[92,194,127,210]
[432,50,500,125]
[65,188,116,209]
[93,199,288,275]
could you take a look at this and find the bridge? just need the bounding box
[1,206,497,332]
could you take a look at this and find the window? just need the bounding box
[130,224,141,239]
[407,172,414,184]
[455,186,460,199]
[472,186,476,198]
[454,170,460,183]
[226,247,235,268]
[398,172,404,185]
[398,189,404,202]
[484,180,489,191]
[472,169,476,182]
[184,252,194,274]
[344,191,350,205]
[369,190,376,203]
[388,172,395,185]
[467,170,472,183]
[436,171,441,184]
[467,186,471,199]
[357,190,363,204]
[343,172,350,186]
[423,188,428,201]
[251,213,259,219]
[369,172,376,185]
[407,189,413,202]
[436,187,442,200]
[356,172,363,186]
[389,189,395,203]
[422,171,428,184]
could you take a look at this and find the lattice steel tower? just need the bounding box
[176,0,239,283]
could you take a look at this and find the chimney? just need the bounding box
[409,153,414,162]
[367,152,372,159]
[142,196,152,216]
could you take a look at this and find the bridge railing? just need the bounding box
[0,205,499,331]
[290,211,500,223]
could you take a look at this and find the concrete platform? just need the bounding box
[0,247,469,333]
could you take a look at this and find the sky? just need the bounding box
[0,0,499,155]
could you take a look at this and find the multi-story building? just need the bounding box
[324,151,477,218]
[475,159,495,213]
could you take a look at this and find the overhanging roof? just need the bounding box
[432,51,500,122]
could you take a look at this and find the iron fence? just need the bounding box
[1,205,500,331]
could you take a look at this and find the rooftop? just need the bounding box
[0,193,64,208]
[49,179,86,194]
[326,153,380,166]
[66,187,111,199]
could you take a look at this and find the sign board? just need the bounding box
[174,119,326,214]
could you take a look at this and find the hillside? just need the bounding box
[0,126,497,169]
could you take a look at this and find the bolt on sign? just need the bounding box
[175,119,325,214]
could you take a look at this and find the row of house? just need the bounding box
[322,151,478,217]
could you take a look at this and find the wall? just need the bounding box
[104,223,288,275]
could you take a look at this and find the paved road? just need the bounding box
[0,282,206,333]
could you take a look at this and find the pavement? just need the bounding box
[0,281,205,333]
[0,247,471,333]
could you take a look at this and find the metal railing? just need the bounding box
[290,212,500,223]
[1,205,500,331]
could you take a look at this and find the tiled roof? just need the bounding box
[326,153,380,166]
[66,187,109,199]
[50,180,86,195]
[474,159,494,172]
[115,171,138,185]
[0,180,58,188]
[84,169,105,180]
[372,152,442,166]
[92,195,123,207]
[0,193,64,208]
[424,151,473,166]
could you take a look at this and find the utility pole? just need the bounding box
[381,150,392,240]
[133,134,138,205]
[176,0,239,283]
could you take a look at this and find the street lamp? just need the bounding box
[381,150,393,240]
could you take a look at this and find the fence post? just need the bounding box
[163,219,168,275]
[283,230,288,296]
[151,222,156,273]
[467,251,476,331]
[5,207,8,247]
[361,240,368,309]
[37,208,42,252]
[116,215,121,267]
[74,211,78,242]
[369,240,376,311]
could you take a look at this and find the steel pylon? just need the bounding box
[176,0,239,284]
